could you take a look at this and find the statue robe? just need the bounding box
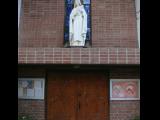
[69,5,87,46]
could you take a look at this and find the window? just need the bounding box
[110,79,140,100]
[64,0,91,47]
[18,78,45,99]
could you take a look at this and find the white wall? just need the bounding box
[135,0,140,48]
[18,0,22,28]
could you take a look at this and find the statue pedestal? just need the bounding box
[64,40,91,48]
[70,40,85,47]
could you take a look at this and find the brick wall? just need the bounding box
[92,0,137,47]
[19,0,138,48]
[110,67,140,120]
[18,99,140,120]
[18,66,140,120]
[19,0,65,47]
[18,48,140,64]
[18,0,139,120]
[18,100,45,120]
[110,100,140,120]
[18,69,46,120]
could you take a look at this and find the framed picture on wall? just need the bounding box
[18,78,45,99]
[110,79,140,100]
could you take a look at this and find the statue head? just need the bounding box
[74,0,82,8]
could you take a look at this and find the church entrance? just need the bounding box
[47,72,109,120]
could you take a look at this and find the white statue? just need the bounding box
[69,0,87,46]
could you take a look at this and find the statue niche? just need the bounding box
[69,0,87,47]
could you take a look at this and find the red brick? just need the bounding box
[110,100,140,120]
[19,0,138,48]
[18,100,45,120]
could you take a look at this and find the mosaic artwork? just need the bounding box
[18,79,44,99]
[111,80,140,99]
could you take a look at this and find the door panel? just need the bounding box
[77,73,108,120]
[47,72,109,120]
[47,73,77,120]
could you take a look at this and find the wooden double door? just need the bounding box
[47,72,109,120]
